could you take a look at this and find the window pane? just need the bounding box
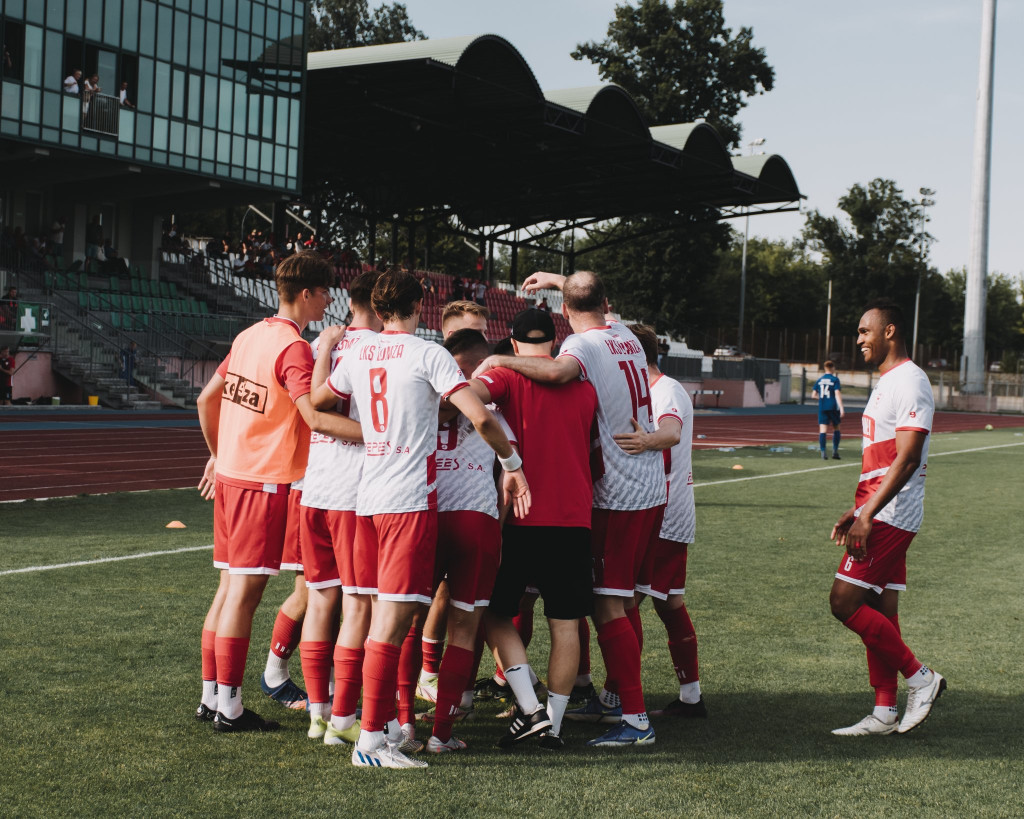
[276,95,287,146]
[105,0,121,45]
[47,1,65,31]
[266,9,279,41]
[137,57,153,110]
[287,147,297,180]
[238,0,251,31]
[217,78,231,129]
[217,130,229,162]
[22,87,40,123]
[170,120,184,153]
[119,107,135,141]
[140,2,156,55]
[43,90,60,127]
[220,26,234,65]
[246,137,258,169]
[260,139,272,171]
[136,112,151,146]
[86,0,103,41]
[201,126,214,159]
[203,74,217,125]
[157,5,172,61]
[153,117,167,148]
[233,83,245,132]
[248,93,259,134]
[261,95,273,139]
[205,22,219,73]
[97,49,117,94]
[122,0,140,51]
[2,83,21,119]
[187,73,200,120]
[186,123,200,155]
[171,69,184,118]
[45,31,63,90]
[62,92,78,129]
[288,96,299,146]
[251,3,264,37]
[24,25,43,86]
[189,16,204,71]
[174,11,189,68]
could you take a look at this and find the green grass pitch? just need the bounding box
[1,428,1022,817]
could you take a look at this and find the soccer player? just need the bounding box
[257,535,308,710]
[476,271,666,747]
[421,328,517,753]
[813,360,845,460]
[299,269,382,742]
[416,300,490,704]
[829,299,945,736]
[326,269,530,769]
[619,324,706,718]
[194,252,362,732]
[472,308,599,749]
[0,345,14,405]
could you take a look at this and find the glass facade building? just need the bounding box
[0,0,306,193]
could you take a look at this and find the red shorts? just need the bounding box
[301,508,378,593]
[834,519,913,594]
[591,506,663,596]
[299,505,341,588]
[372,510,437,605]
[434,511,501,611]
[213,479,290,575]
[637,537,688,600]
[280,488,304,572]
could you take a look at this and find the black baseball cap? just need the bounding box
[511,308,556,343]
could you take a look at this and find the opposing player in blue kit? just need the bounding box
[813,360,845,460]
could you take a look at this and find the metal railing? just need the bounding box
[82,92,119,136]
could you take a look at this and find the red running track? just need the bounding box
[0,410,1020,502]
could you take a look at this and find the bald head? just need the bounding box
[562,270,606,315]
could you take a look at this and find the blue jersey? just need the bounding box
[814,373,841,411]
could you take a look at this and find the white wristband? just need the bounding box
[498,451,522,472]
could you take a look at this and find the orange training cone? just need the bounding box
[166,520,187,529]
[732,464,744,470]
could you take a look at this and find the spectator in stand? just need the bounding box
[474,279,487,307]
[537,298,550,312]
[63,69,82,94]
[82,74,100,122]
[658,338,670,368]
[119,81,135,108]
[84,215,103,274]
[120,340,138,387]
[102,237,129,277]
[49,216,66,268]
[28,234,53,271]
[1,286,18,330]
[450,277,465,303]
[420,272,435,294]
[205,236,223,260]
[0,345,14,405]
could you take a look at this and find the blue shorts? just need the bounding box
[818,409,841,427]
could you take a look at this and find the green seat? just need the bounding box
[78,272,89,289]
[110,311,123,329]
[167,282,178,297]
[78,292,89,309]
[130,278,141,295]
[132,295,145,312]
[198,301,209,315]
[158,281,171,298]
[108,276,120,292]
[89,293,102,310]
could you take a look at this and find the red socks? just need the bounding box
[215,636,250,688]
[625,605,644,654]
[299,640,333,705]
[201,628,217,681]
[844,605,922,680]
[269,611,302,660]
[659,604,698,683]
[432,645,474,742]
[422,637,445,676]
[332,644,365,718]
[361,639,401,733]
[397,626,423,726]
[513,609,534,648]
[866,613,901,707]
[578,618,591,675]
[597,617,644,715]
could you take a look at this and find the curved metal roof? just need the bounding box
[303,34,802,228]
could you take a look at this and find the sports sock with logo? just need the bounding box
[264,611,302,687]
[844,605,922,680]
[599,687,621,709]
[332,644,365,721]
[299,640,333,710]
[625,605,644,653]
[866,613,899,708]
[597,618,645,720]
[215,635,250,719]
[833,430,842,452]
[546,692,570,736]
[504,664,540,713]
[360,639,401,732]
[432,645,473,743]
[201,629,218,708]
[421,636,445,677]
[397,626,423,726]
[819,432,827,453]
[659,604,699,687]
[906,665,935,689]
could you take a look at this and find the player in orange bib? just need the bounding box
[194,253,364,733]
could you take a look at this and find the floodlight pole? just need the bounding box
[738,137,764,353]
[963,0,997,393]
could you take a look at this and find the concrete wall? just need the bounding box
[10,351,83,403]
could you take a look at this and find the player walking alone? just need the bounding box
[829,299,945,736]
[813,360,845,460]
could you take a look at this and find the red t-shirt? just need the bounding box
[215,317,312,401]
[478,364,598,528]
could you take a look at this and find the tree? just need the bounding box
[572,0,774,145]
[565,1,775,338]
[307,0,424,52]
[802,179,930,339]
[937,268,1024,366]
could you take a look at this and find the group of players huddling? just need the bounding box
[194,253,944,769]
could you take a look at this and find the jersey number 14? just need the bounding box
[618,360,653,423]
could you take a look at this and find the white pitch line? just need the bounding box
[0,544,213,576]
[694,441,1024,488]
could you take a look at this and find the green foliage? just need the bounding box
[571,0,774,146]
[937,268,1024,359]
[802,179,930,339]
[306,0,424,51]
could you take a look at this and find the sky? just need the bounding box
[397,0,1023,280]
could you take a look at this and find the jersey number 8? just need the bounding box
[369,367,389,432]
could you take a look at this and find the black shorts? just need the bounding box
[818,409,841,427]
[1,385,11,401]
[489,525,593,621]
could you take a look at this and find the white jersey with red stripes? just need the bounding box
[329,330,467,516]
[558,325,665,511]
[651,374,696,543]
[435,409,515,518]
[300,328,377,511]
[856,359,933,532]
